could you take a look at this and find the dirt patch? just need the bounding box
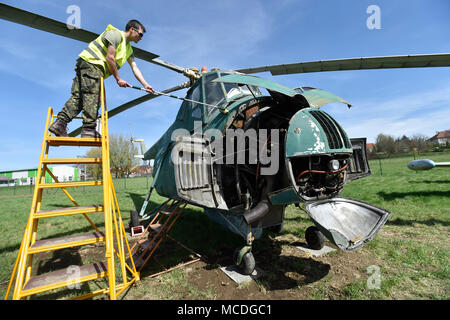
[122,233,384,300]
[25,231,384,300]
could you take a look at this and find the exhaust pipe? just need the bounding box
[243,200,270,224]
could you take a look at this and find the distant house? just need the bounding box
[366,143,376,153]
[131,165,153,176]
[0,166,81,186]
[428,130,450,146]
[0,175,15,187]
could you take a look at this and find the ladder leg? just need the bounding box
[11,108,52,300]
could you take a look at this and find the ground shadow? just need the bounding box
[408,180,450,184]
[387,217,450,227]
[378,190,450,200]
[126,192,148,214]
[196,228,330,291]
[29,247,93,299]
[250,233,331,291]
[114,194,330,291]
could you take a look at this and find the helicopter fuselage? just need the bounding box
[144,70,389,252]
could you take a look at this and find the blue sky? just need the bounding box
[1,0,449,171]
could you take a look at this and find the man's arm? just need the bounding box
[128,56,154,93]
[106,44,130,87]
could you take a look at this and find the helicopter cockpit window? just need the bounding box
[204,72,224,114]
[190,85,202,120]
[203,72,263,116]
[219,72,262,100]
[222,82,262,100]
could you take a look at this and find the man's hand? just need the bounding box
[144,84,155,93]
[117,78,131,88]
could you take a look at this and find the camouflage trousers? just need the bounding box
[57,58,103,129]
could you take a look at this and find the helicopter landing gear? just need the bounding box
[232,224,257,275]
[233,246,255,275]
[305,226,325,250]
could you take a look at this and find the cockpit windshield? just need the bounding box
[204,71,262,115]
[204,72,224,108]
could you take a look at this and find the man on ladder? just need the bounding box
[49,19,155,138]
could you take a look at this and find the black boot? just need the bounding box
[81,127,101,138]
[49,119,68,137]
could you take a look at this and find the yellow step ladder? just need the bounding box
[5,78,139,300]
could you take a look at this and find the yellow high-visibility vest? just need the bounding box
[79,24,133,78]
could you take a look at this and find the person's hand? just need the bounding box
[117,78,131,88]
[144,84,155,93]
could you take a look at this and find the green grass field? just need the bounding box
[0,152,448,300]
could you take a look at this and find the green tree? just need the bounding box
[85,134,139,179]
[375,133,396,155]
[109,134,139,178]
[395,135,411,153]
[85,148,102,180]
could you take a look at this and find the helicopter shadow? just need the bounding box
[126,192,150,215]
[125,192,330,291]
[387,217,450,227]
[248,234,331,291]
[408,180,450,184]
[378,190,450,200]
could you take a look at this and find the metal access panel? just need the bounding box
[172,135,227,209]
[305,197,391,251]
[347,138,371,181]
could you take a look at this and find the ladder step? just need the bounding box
[35,205,104,219]
[21,261,107,297]
[46,136,102,147]
[138,239,156,251]
[128,241,156,270]
[160,210,175,216]
[29,231,105,254]
[38,180,103,189]
[149,223,163,233]
[42,158,102,165]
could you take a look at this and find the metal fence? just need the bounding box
[0,175,153,198]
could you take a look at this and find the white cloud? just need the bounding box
[146,1,273,69]
[333,84,450,142]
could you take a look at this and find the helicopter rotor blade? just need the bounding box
[0,3,188,74]
[236,53,450,75]
[68,81,190,137]
[150,58,187,74]
[0,4,101,44]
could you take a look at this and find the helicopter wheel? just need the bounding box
[233,247,256,275]
[305,226,325,250]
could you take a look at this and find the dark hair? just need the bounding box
[125,19,146,33]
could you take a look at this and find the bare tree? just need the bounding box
[409,134,430,152]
